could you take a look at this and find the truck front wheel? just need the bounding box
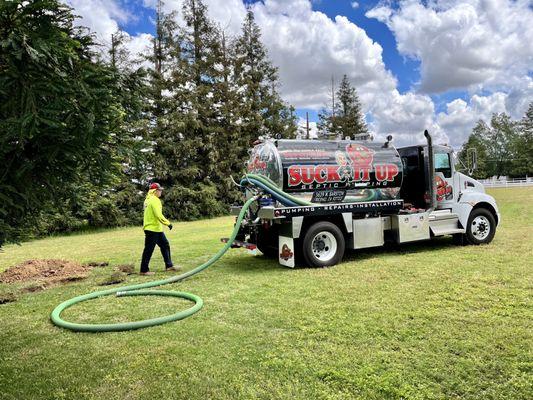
[302,221,345,267]
[464,208,496,245]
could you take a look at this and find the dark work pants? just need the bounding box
[140,230,173,272]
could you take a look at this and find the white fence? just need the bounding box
[479,177,533,188]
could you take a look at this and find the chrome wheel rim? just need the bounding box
[311,231,337,262]
[471,216,491,240]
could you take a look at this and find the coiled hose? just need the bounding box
[50,195,259,332]
[51,174,313,332]
[50,173,364,332]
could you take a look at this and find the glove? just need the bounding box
[168,224,173,230]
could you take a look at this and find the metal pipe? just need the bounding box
[424,130,436,212]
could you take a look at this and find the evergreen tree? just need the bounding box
[484,113,516,178]
[318,75,368,139]
[148,0,225,220]
[0,0,127,245]
[109,30,129,70]
[234,9,296,143]
[510,102,533,177]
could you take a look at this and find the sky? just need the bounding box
[66,0,533,148]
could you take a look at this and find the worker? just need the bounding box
[140,183,180,275]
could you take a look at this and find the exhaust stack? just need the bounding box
[424,130,436,212]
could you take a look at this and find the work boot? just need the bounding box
[165,265,182,272]
[140,271,155,276]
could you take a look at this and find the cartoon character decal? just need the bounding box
[435,175,453,201]
[247,153,267,172]
[279,244,294,261]
[345,144,375,181]
[335,151,353,182]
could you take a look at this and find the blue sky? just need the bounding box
[116,0,461,115]
[70,0,532,147]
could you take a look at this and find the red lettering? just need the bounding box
[360,167,371,181]
[288,164,347,187]
[327,165,341,182]
[288,166,302,186]
[353,168,371,181]
[386,164,399,181]
[301,166,314,185]
[375,164,399,182]
[315,165,327,184]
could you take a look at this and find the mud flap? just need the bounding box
[278,236,295,268]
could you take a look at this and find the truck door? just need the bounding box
[434,151,456,208]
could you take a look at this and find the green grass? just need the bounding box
[0,188,532,400]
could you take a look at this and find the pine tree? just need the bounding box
[318,75,368,140]
[109,30,129,70]
[147,0,226,220]
[234,9,296,143]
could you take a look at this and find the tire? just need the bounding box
[302,221,345,267]
[465,208,496,245]
[256,226,278,258]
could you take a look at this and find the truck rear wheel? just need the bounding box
[465,208,496,245]
[302,221,345,267]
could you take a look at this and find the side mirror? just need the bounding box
[467,148,477,173]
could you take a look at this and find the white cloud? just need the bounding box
[350,2,359,10]
[66,0,532,149]
[297,118,318,139]
[68,0,127,44]
[145,0,247,35]
[436,93,508,145]
[67,0,151,64]
[366,0,533,95]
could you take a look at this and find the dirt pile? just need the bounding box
[0,259,92,285]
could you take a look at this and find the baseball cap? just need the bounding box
[149,182,163,190]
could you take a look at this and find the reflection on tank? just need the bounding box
[247,139,403,204]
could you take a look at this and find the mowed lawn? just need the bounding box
[0,188,531,400]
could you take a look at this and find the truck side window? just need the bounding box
[435,153,451,178]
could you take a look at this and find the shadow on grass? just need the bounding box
[344,236,457,263]
[224,236,459,274]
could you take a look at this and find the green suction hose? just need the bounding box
[50,195,259,332]
[51,173,383,332]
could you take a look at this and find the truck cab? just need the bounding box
[398,144,500,240]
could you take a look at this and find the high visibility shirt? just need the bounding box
[143,189,170,232]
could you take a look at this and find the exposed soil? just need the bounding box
[0,259,92,285]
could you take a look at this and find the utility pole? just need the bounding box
[306,111,310,139]
[331,75,335,118]
[154,0,163,75]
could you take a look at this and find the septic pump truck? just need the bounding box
[230,131,500,268]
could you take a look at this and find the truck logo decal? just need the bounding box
[279,244,294,261]
[287,144,399,187]
[436,175,453,201]
[247,153,267,172]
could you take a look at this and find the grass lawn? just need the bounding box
[0,188,531,400]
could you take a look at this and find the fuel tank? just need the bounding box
[246,139,403,203]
